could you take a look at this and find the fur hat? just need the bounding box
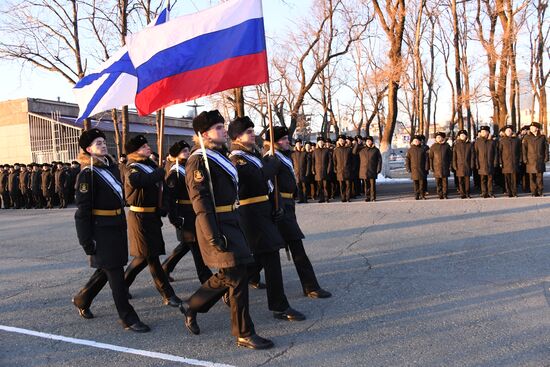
[192,110,224,134]
[435,131,446,138]
[365,136,374,142]
[531,122,542,130]
[169,140,190,157]
[316,136,325,142]
[264,126,289,142]
[78,128,106,151]
[479,126,490,132]
[228,116,254,140]
[457,129,468,136]
[125,134,148,154]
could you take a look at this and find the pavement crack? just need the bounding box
[256,341,295,367]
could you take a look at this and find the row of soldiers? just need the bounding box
[405,123,548,200]
[0,161,81,209]
[71,113,331,350]
[291,135,382,203]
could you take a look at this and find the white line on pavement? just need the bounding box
[0,325,236,367]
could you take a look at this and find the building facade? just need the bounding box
[0,98,194,164]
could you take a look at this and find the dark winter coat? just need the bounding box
[270,147,305,242]
[230,143,284,254]
[406,145,429,180]
[164,158,196,243]
[311,147,333,181]
[522,132,549,173]
[352,144,382,179]
[452,139,475,177]
[30,170,42,194]
[185,144,253,269]
[74,153,128,269]
[8,170,20,194]
[291,148,310,182]
[429,142,452,178]
[19,170,30,194]
[125,154,166,258]
[498,136,521,174]
[333,145,353,181]
[474,137,498,175]
[41,170,54,197]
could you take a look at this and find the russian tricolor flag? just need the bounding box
[127,0,268,116]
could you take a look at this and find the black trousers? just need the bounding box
[124,256,176,299]
[529,173,544,195]
[413,179,426,199]
[247,251,290,312]
[364,179,376,201]
[57,191,67,208]
[287,239,321,293]
[162,241,212,284]
[480,175,493,196]
[504,173,518,196]
[297,181,308,202]
[44,195,53,209]
[0,191,10,209]
[10,191,21,208]
[520,168,530,192]
[316,180,329,202]
[422,174,428,193]
[33,192,43,208]
[187,265,254,338]
[457,176,471,197]
[73,267,139,325]
[435,177,448,198]
[339,180,351,201]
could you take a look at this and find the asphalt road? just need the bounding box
[1,184,549,367]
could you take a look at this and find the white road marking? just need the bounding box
[0,325,236,367]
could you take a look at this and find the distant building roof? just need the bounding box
[53,115,194,136]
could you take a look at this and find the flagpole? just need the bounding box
[266,81,290,261]
[157,108,165,208]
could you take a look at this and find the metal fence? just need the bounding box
[28,113,81,163]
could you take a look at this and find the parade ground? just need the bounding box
[1,183,549,367]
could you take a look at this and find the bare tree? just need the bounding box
[371,0,406,176]
[0,0,89,128]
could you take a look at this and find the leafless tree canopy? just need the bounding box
[1,0,549,166]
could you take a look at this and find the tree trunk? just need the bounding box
[452,0,464,130]
[234,87,245,117]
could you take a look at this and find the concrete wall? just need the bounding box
[0,98,29,127]
[0,123,31,164]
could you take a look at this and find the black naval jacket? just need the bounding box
[74,154,128,269]
[429,142,452,178]
[230,143,285,254]
[522,132,549,174]
[452,139,475,177]
[311,147,333,181]
[125,153,166,258]
[270,148,305,242]
[406,145,429,180]
[185,144,253,269]
[352,144,382,179]
[498,136,521,174]
[164,158,196,243]
[474,137,498,175]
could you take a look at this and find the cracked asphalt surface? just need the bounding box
[1,182,549,367]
